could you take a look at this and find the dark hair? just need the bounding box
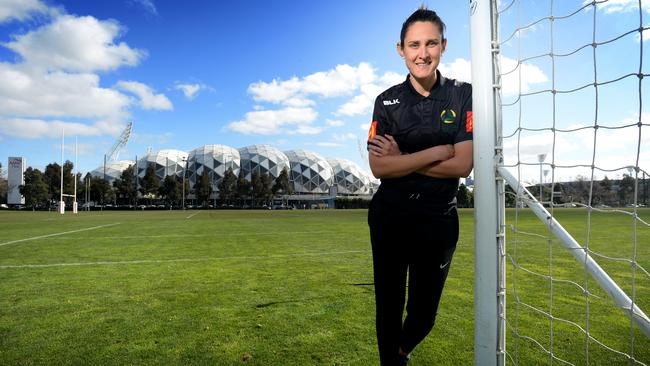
[399,6,446,48]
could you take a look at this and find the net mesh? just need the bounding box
[495,0,650,364]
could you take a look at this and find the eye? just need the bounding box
[408,42,419,49]
[427,40,439,48]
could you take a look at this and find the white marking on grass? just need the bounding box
[35,230,343,240]
[0,223,121,247]
[0,250,367,269]
[186,211,200,219]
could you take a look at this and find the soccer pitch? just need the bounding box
[0,209,648,365]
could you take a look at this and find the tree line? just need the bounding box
[3,160,647,209]
[11,161,295,209]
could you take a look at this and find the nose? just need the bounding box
[417,45,427,60]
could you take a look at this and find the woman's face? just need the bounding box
[397,21,446,82]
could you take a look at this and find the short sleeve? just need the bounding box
[367,95,389,150]
[454,84,473,144]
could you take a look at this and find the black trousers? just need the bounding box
[368,193,458,366]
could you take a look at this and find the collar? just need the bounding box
[402,69,447,104]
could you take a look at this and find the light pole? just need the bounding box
[181,157,187,210]
[538,153,547,203]
[543,169,550,203]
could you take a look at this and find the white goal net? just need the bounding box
[471,0,650,365]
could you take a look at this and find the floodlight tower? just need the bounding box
[106,122,132,162]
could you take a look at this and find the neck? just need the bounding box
[409,71,437,96]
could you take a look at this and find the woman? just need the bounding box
[367,6,473,365]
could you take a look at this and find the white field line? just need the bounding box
[0,250,367,269]
[0,223,121,247]
[186,211,200,219]
[34,230,344,240]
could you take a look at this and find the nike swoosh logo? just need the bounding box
[440,261,450,269]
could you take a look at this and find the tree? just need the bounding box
[113,165,137,206]
[62,160,75,196]
[618,174,635,206]
[159,175,180,207]
[217,168,237,205]
[43,163,61,205]
[260,172,274,206]
[140,163,160,203]
[0,162,7,204]
[236,173,251,207]
[250,171,263,207]
[90,176,114,205]
[457,184,472,208]
[272,168,293,206]
[195,170,212,207]
[19,168,49,208]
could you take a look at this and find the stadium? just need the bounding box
[89,143,378,207]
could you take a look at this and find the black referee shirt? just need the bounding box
[368,71,473,203]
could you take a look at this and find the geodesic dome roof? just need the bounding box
[187,144,240,189]
[327,158,371,195]
[136,149,188,179]
[238,144,290,181]
[90,160,135,182]
[284,149,334,194]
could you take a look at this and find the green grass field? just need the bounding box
[0,208,648,365]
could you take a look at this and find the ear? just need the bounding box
[441,38,447,53]
[396,42,405,58]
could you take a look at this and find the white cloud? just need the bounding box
[438,57,547,96]
[326,119,345,127]
[116,81,173,110]
[500,56,548,96]
[0,0,52,23]
[5,15,145,72]
[333,133,357,141]
[283,97,316,108]
[302,63,376,97]
[0,118,125,139]
[227,107,319,135]
[248,77,302,104]
[314,142,343,148]
[0,64,131,119]
[360,122,371,131]
[335,71,402,117]
[439,58,471,83]
[248,62,377,105]
[175,83,201,99]
[130,0,158,15]
[501,112,650,182]
[583,0,650,14]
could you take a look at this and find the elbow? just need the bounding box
[458,163,473,178]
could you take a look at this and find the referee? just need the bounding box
[367,6,473,365]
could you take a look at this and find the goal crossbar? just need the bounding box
[498,167,650,339]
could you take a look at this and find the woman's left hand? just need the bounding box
[368,134,401,157]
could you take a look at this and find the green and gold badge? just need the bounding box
[440,109,457,124]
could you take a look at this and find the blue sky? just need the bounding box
[0,0,648,184]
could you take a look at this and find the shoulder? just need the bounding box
[440,76,472,106]
[442,76,472,95]
[376,81,407,103]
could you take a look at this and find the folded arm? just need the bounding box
[368,135,454,179]
[416,140,473,178]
